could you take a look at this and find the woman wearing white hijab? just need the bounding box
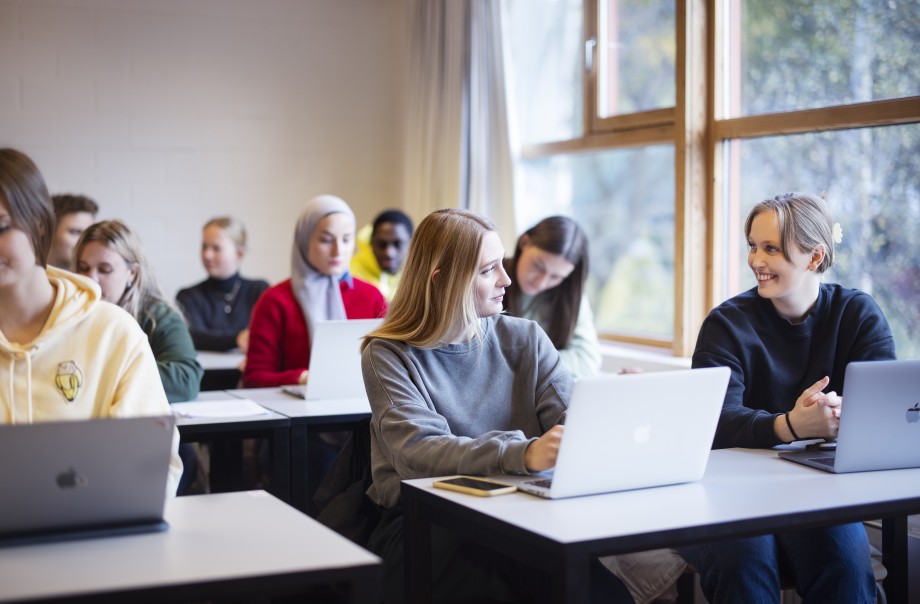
[243,195,388,387]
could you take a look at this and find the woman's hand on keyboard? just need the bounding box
[524,425,564,472]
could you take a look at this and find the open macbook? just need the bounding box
[778,359,920,473]
[282,318,383,400]
[498,367,730,499]
[0,415,175,546]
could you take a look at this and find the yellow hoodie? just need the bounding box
[0,266,183,495]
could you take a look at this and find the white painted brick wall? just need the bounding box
[0,0,407,299]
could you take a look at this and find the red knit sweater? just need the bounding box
[242,277,387,387]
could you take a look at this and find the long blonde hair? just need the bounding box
[74,220,172,325]
[362,208,495,350]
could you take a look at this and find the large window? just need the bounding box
[503,0,584,146]
[733,0,920,116]
[504,0,677,347]
[723,126,920,359]
[503,0,920,357]
[516,146,675,338]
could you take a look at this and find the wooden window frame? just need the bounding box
[517,0,920,357]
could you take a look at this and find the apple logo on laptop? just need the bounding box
[907,403,920,424]
[633,424,652,444]
[56,467,89,489]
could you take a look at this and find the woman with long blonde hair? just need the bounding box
[360,208,634,603]
[75,220,202,493]
[75,220,203,403]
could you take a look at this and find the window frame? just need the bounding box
[515,0,920,357]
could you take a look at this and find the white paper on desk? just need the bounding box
[172,399,269,419]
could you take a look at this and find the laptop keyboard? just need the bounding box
[527,478,553,489]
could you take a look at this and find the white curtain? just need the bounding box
[403,0,516,247]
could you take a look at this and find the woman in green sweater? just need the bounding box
[75,220,203,492]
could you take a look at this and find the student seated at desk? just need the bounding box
[679,192,895,603]
[47,193,98,270]
[243,195,387,388]
[360,208,652,603]
[176,216,268,353]
[75,220,203,493]
[0,148,183,495]
[349,209,413,302]
[502,215,602,379]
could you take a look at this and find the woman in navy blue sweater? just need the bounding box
[681,192,895,603]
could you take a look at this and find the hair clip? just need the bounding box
[832,223,843,245]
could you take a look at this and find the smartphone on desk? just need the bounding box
[433,476,517,497]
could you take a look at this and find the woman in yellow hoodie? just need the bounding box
[0,148,182,495]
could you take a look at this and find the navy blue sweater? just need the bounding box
[692,284,895,449]
[176,273,268,351]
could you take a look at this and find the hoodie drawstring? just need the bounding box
[25,351,33,424]
[5,355,13,424]
[4,350,36,424]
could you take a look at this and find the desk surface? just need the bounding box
[195,350,245,371]
[403,448,920,603]
[172,396,290,432]
[228,387,371,423]
[0,491,380,603]
[405,448,920,550]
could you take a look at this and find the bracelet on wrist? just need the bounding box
[784,412,801,442]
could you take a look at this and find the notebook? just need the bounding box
[282,318,383,400]
[778,359,920,473]
[497,366,730,499]
[0,415,175,546]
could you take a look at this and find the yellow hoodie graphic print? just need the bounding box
[54,361,84,402]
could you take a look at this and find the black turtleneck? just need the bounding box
[176,273,269,351]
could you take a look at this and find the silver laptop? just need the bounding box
[499,367,730,499]
[282,318,383,400]
[778,359,920,473]
[0,415,175,546]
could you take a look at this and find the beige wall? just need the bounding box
[0,0,407,297]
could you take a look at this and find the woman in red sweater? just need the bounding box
[243,195,387,387]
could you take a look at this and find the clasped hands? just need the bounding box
[787,376,842,440]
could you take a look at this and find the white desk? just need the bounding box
[402,448,920,603]
[195,350,245,371]
[196,350,245,391]
[173,393,292,502]
[0,491,381,603]
[227,387,372,514]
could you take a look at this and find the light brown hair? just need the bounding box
[0,148,54,267]
[52,193,98,218]
[744,192,835,273]
[74,220,172,325]
[362,208,495,350]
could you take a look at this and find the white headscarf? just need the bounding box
[291,195,355,340]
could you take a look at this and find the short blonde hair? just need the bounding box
[204,216,247,252]
[363,208,495,350]
[744,192,835,274]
